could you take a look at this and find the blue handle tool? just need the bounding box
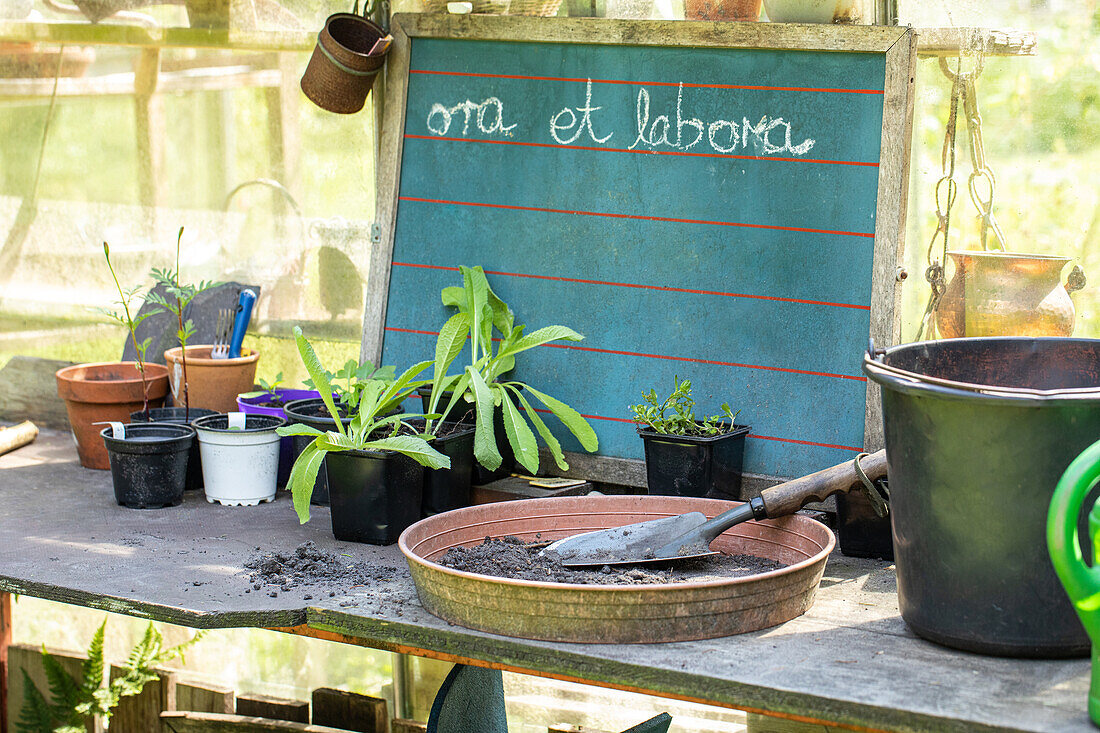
[228,289,256,359]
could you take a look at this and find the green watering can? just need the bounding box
[1048,438,1100,726]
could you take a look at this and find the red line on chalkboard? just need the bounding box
[392,261,871,311]
[399,196,875,239]
[409,69,884,95]
[383,326,866,383]
[404,134,879,167]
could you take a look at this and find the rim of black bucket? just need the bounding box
[191,413,286,433]
[863,337,1100,405]
[636,423,751,444]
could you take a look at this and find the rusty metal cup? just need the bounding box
[300,10,389,115]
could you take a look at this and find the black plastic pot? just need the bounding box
[101,423,194,509]
[421,422,476,517]
[130,406,216,491]
[325,448,424,545]
[417,385,513,485]
[836,489,894,560]
[638,424,751,500]
[282,398,354,506]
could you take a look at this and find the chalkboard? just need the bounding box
[365,16,915,486]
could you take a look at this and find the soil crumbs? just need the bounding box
[244,542,398,597]
[440,536,786,585]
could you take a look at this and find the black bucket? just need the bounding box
[863,337,1100,657]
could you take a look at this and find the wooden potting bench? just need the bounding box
[0,430,1092,733]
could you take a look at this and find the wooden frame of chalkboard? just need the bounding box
[363,15,916,490]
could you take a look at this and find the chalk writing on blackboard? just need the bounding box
[427,79,815,156]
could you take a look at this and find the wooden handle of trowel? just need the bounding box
[0,420,38,457]
[758,449,887,518]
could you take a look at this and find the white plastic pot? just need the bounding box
[192,412,285,506]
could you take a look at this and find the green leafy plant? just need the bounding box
[239,372,290,406]
[630,376,740,436]
[303,358,396,412]
[18,619,203,733]
[436,265,598,475]
[91,241,162,418]
[147,227,220,418]
[276,327,449,523]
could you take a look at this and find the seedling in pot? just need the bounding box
[91,241,162,419]
[277,327,449,523]
[437,265,598,474]
[303,358,397,413]
[147,227,221,420]
[631,375,740,436]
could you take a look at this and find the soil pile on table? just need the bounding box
[438,536,786,585]
[245,542,398,596]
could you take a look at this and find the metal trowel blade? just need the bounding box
[541,512,719,567]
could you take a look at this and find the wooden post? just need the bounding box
[109,666,176,733]
[310,688,387,733]
[133,47,163,215]
[235,694,309,723]
[1,592,10,733]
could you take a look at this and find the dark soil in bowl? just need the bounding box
[438,536,787,586]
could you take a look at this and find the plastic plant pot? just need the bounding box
[417,385,514,486]
[130,406,216,491]
[192,413,285,506]
[418,422,476,517]
[326,448,424,545]
[100,423,194,509]
[638,424,751,500]
[282,397,352,506]
[237,389,320,488]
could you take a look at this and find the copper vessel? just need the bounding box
[399,495,834,644]
[935,251,1081,338]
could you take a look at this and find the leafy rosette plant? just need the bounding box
[276,327,449,523]
[630,375,740,435]
[436,265,598,474]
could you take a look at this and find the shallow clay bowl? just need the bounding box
[398,495,835,643]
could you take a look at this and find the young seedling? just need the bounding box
[148,227,220,420]
[303,358,397,412]
[630,375,740,436]
[92,241,161,418]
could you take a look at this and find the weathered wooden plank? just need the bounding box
[235,694,309,723]
[7,644,95,733]
[176,679,235,715]
[110,666,176,733]
[472,476,592,504]
[0,421,38,457]
[160,711,352,732]
[310,688,387,733]
[914,27,1036,57]
[0,356,74,430]
[1,593,9,733]
[391,719,427,733]
[745,712,837,732]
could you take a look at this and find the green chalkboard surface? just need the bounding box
[366,16,915,486]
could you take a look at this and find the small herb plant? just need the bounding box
[92,241,161,418]
[631,376,740,436]
[148,227,220,418]
[18,619,203,733]
[436,266,598,474]
[303,358,397,413]
[277,327,449,523]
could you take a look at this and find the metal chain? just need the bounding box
[915,57,965,341]
[962,76,1007,251]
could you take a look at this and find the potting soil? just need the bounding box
[244,541,398,596]
[439,536,786,585]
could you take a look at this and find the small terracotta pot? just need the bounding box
[684,0,760,20]
[163,345,259,414]
[300,13,389,115]
[55,361,170,470]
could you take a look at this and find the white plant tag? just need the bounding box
[227,412,247,430]
[94,421,125,439]
[171,361,183,399]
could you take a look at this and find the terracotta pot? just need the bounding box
[762,0,864,23]
[55,361,170,470]
[935,251,1081,338]
[300,13,389,115]
[684,0,760,20]
[163,345,259,414]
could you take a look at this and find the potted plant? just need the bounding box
[282,358,396,505]
[631,376,749,499]
[278,327,449,545]
[192,412,286,506]
[435,266,599,482]
[128,406,215,492]
[56,243,171,470]
[152,227,258,415]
